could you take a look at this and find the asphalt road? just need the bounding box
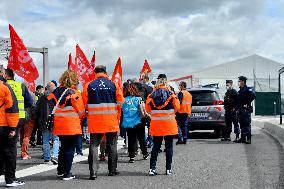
[1,125,284,189]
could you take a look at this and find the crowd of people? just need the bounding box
[0,64,256,187]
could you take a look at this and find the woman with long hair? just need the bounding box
[48,70,85,180]
[121,83,149,163]
[146,74,180,176]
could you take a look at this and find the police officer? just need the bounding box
[221,80,240,142]
[235,76,256,144]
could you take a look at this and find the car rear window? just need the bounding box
[189,90,220,106]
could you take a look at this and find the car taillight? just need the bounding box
[213,100,224,105]
[214,107,223,112]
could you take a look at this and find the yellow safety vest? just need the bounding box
[7,80,25,118]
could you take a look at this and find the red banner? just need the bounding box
[139,59,152,81]
[68,53,75,71]
[27,81,36,92]
[8,24,39,83]
[111,57,123,89]
[90,51,96,69]
[75,44,95,84]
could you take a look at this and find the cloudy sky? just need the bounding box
[0,0,284,84]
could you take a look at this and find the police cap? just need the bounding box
[238,76,247,81]
[226,80,233,84]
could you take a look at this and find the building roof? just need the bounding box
[191,54,283,79]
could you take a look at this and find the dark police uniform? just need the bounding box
[236,81,256,144]
[223,87,240,141]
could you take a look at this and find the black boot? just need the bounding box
[234,136,246,143]
[246,136,251,144]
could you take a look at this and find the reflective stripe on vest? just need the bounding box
[88,103,117,108]
[88,103,118,115]
[89,110,118,115]
[151,116,176,121]
[7,80,25,118]
[151,109,174,114]
[55,106,79,117]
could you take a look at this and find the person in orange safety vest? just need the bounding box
[0,79,25,187]
[48,70,85,181]
[145,74,180,176]
[176,81,192,145]
[82,65,124,180]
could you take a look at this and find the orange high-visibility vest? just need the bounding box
[146,86,180,136]
[82,73,124,133]
[49,89,85,136]
[0,81,19,127]
[178,90,192,114]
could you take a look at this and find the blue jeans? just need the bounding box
[57,135,78,176]
[75,135,83,154]
[176,113,189,142]
[150,136,173,170]
[42,130,59,161]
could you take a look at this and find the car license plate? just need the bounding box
[190,113,209,120]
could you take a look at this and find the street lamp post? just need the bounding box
[278,67,284,124]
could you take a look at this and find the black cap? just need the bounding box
[226,80,233,84]
[157,74,167,79]
[179,81,187,88]
[238,76,247,81]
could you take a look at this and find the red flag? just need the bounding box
[68,53,73,70]
[90,51,96,69]
[8,24,39,82]
[139,59,152,81]
[27,81,36,92]
[111,57,123,89]
[75,44,95,84]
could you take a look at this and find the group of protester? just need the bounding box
[0,64,193,187]
[0,62,256,187]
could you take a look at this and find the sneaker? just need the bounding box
[166,170,172,175]
[129,158,135,163]
[149,169,157,176]
[176,141,184,145]
[57,173,64,177]
[44,160,53,165]
[143,153,150,160]
[22,155,31,160]
[89,174,97,180]
[51,157,58,165]
[62,174,75,181]
[6,180,25,187]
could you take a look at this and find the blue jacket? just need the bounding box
[122,96,142,128]
[237,86,256,110]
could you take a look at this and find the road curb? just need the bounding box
[252,119,284,149]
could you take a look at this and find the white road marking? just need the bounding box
[0,139,125,183]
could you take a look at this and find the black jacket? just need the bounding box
[224,88,238,111]
[36,91,54,132]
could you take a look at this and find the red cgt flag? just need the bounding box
[27,81,36,92]
[111,57,123,89]
[68,53,76,71]
[90,51,96,69]
[75,44,95,84]
[139,59,152,81]
[8,24,39,83]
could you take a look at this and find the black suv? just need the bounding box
[188,88,225,137]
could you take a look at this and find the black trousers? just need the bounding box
[224,110,240,138]
[126,123,147,158]
[0,127,17,183]
[57,135,78,176]
[150,135,174,170]
[89,132,118,174]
